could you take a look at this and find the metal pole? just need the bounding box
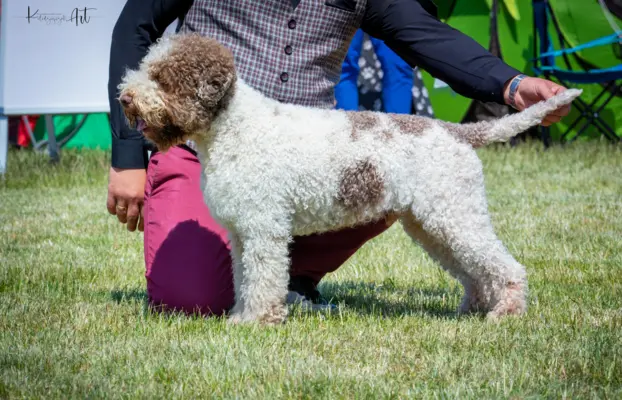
[0,115,8,174]
[21,115,38,147]
[44,115,60,163]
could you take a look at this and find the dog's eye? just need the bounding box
[148,68,171,92]
[158,81,172,92]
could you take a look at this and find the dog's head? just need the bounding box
[118,33,236,151]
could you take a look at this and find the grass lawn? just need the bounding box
[1,141,621,399]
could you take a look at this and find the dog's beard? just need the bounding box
[141,120,187,151]
[122,108,187,151]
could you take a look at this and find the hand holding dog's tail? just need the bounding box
[486,88,582,142]
[442,88,582,147]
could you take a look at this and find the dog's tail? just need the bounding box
[441,88,582,147]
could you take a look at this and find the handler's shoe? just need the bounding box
[287,276,336,312]
[286,291,336,312]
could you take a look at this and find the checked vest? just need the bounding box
[177,0,367,108]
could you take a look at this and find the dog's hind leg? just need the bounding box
[406,153,528,319]
[227,231,291,326]
[400,216,485,314]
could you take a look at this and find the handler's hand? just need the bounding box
[504,76,571,127]
[107,167,147,232]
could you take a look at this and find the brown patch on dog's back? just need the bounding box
[390,114,431,136]
[348,111,377,130]
[347,111,378,140]
[346,111,429,141]
[380,128,394,141]
[337,159,384,209]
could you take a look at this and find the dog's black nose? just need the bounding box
[120,94,132,107]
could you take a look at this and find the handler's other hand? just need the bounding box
[107,167,147,232]
[504,76,571,127]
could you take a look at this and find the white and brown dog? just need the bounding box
[118,33,581,325]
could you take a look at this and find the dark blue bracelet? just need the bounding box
[508,74,527,109]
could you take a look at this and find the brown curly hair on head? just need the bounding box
[146,34,237,150]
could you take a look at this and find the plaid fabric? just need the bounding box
[178,0,366,108]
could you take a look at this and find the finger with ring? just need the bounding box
[116,204,128,225]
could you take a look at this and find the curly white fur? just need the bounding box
[118,34,582,325]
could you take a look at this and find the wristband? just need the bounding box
[508,74,527,109]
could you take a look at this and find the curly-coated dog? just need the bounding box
[118,33,581,325]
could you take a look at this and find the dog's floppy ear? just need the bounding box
[197,72,235,108]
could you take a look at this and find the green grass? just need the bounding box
[1,141,621,399]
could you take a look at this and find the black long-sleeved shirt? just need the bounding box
[108,0,521,169]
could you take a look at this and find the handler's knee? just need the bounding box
[143,145,234,316]
[289,216,395,284]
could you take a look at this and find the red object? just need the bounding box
[17,115,40,147]
[143,145,390,316]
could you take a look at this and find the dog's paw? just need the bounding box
[458,296,485,315]
[227,312,261,326]
[227,303,288,326]
[258,309,287,326]
[486,283,527,320]
[240,303,286,326]
[486,302,527,321]
[227,310,286,326]
[254,305,288,326]
[227,312,246,325]
[456,287,488,316]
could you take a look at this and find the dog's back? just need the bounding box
[212,87,582,237]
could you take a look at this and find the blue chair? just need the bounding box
[532,0,622,144]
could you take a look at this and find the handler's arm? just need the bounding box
[361,0,522,105]
[108,0,193,169]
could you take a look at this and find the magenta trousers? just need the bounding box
[143,145,391,316]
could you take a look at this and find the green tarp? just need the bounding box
[33,113,111,149]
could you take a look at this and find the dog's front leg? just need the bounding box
[227,231,244,317]
[227,234,291,326]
